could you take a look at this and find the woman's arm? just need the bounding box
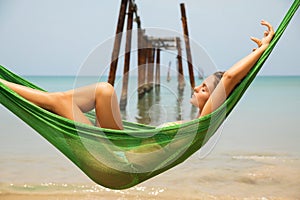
[200,20,274,117]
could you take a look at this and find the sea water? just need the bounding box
[0,76,299,199]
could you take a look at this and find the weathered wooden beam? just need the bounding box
[148,37,176,42]
[176,37,185,91]
[149,37,177,50]
[120,0,134,110]
[155,48,161,88]
[108,0,128,86]
[137,29,147,99]
[145,42,154,92]
[180,3,195,89]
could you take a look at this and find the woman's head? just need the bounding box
[190,71,225,110]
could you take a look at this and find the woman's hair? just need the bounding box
[212,71,225,90]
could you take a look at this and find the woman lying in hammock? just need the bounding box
[0,20,274,130]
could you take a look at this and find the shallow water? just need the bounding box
[0,76,299,199]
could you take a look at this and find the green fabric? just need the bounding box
[0,0,299,190]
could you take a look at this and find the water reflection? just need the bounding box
[136,91,153,124]
[120,77,200,125]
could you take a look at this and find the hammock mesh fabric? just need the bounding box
[0,0,299,190]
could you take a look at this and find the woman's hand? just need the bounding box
[199,20,274,118]
[251,20,274,51]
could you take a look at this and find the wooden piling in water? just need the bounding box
[120,0,134,110]
[155,48,161,88]
[145,41,154,92]
[176,37,185,91]
[108,0,128,86]
[137,29,147,99]
[180,3,195,89]
[167,61,171,82]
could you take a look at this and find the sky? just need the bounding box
[0,0,299,76]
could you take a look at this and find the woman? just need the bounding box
[0,20,274,130]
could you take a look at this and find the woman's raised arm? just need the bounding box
[200,20,274,117]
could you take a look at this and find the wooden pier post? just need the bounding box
[120,0,134,110]
[145,41,154,92]
[167,61,171,82]
[180,3,195,89]
[137,29,147,98]
[176,37,185,91]
[108,0,128,86]
[155,48,161,88]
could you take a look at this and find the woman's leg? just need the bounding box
[94,83,123,130]
[0,78,92,125]
[0,78,123,129]
[68,82,123,130]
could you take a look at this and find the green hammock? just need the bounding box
[0,1,299,190]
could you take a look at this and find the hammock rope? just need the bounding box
[0,0,299,190]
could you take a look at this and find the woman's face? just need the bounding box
[190,75,216,109]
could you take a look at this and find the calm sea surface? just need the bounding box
[0,76,299,199]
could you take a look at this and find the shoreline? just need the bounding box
[1,192,297,200]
